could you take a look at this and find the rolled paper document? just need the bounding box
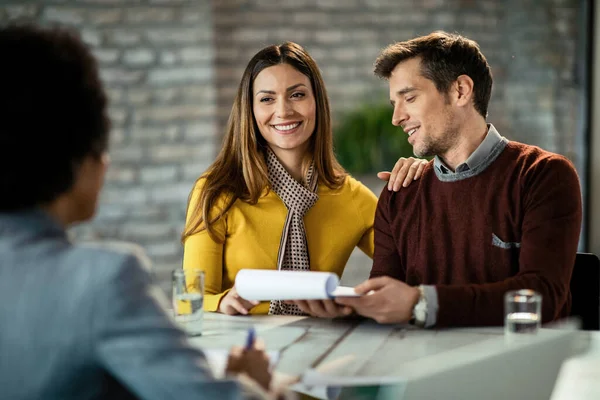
[235,269,360,301]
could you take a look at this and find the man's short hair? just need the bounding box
[374,31,493,118]
[0,22,110,211]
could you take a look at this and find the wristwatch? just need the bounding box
[410,286,428,328]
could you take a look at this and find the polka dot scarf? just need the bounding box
[266,148,319,315]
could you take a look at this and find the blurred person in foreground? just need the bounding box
[181,41,427,318]
[337,31,583,328]
[0,22,288,400]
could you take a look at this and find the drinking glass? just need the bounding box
[504,289,542,339]
[172,268,204,336]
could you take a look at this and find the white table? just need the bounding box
[550,331,600,400]
[190,313,593,399]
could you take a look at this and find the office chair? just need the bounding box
[569,252,600,330]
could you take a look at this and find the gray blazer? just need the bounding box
[0,210,262,400]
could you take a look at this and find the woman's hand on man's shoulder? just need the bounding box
[377,157,428,191]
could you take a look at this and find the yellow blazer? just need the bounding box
[182,175,377,314]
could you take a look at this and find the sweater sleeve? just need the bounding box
[370,187,406,281]
[435,155,583,327]
[350,177,378,259]
[182,181,231,312]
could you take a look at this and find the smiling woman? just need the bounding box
[181,41,427,318]
[252,63,316,181]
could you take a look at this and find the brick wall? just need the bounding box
[0,0,217,292]
[0,0,586,292]
[214,0,583,162]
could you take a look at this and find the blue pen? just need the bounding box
[244,326,256,350]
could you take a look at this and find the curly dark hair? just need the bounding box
[374,31,493,119]
[0,21,110,211]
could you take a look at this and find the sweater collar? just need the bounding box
[433,124,508,182]
[434,124,503,174]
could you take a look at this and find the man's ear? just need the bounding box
[453,74,475,107]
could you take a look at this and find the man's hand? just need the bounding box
[377,157,428,191]
[334,276,420,324]
[225,339,272,392]
[218,287,259,315]
[285,299,353,318]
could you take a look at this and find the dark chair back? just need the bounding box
[569,252,600,330]
[99,371,141,400]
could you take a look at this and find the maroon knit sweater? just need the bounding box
[371,141,582,327]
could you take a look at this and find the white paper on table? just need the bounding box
[291,369,407,400]
[301,369,408,387]
[202,348,280,379]
[550,356,600,400]
[235,269,361,301]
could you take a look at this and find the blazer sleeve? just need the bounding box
[182,181,230,312]
[93,250,273,400]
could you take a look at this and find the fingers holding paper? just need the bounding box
[286,299,353,318]
[218,287,260,315]
[334,276,420,324]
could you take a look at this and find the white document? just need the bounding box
[550,356,600,400]
[301,369,408,387]
[235,269,360,301]
[291,369,407,400]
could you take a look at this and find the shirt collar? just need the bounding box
[434,124,502,174]
[0,208,66,239]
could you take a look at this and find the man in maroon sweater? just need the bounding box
[336,31,583,328]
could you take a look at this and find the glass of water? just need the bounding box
[504,289,542,338]
[172,268,204,336]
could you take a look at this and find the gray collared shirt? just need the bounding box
[434,124,503,175]
[421,123,505,328]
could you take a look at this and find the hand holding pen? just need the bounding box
[245,326,256,350]
[225,326,272,391]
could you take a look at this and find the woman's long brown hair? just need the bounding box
[182,42,346,243]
